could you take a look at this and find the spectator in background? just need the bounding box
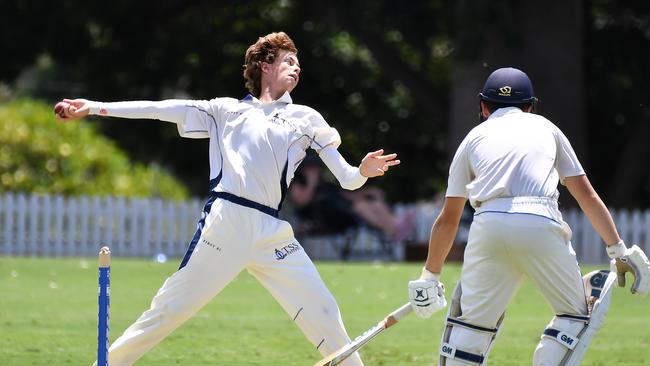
[347,185,415,243]
[285,154,414,242]
[283,155,362,237]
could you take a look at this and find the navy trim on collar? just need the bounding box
[240,92,293,104]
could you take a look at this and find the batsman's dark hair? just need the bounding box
[482,100,533,114]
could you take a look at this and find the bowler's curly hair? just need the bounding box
[243,32,297,97]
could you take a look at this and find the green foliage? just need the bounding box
[1,1,647,203]
[0,99,188,199]
[0,1,455,201]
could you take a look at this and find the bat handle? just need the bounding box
[383,302,413,328]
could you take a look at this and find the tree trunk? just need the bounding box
[450,0,587,206]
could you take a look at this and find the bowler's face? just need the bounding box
[266,50,301,93]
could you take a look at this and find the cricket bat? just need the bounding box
[314,303,413,366]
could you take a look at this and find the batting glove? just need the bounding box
[607,241,650,297]
[408,268,447,318]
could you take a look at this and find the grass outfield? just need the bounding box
[1,257,649,365]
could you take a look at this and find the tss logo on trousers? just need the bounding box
[275,242,301,260]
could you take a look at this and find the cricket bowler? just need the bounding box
[56,32,400,366]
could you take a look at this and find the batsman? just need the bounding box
[407,67,650,365]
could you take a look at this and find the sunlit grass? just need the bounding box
[0,257,648,365]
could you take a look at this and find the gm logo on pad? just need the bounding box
[561,334,574,345]
[440,342,457,358]
[498,86,512,96]
[556,331,578,350]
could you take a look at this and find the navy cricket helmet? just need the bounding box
[479,67,538,106]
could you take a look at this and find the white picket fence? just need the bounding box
[0,192,202,257]
[403,201,650,264]
[1,192,649,264]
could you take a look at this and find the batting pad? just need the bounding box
[535,269,616,366]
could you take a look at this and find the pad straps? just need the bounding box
[440,342,485,364]
[543,313,589,350]
[440,318,499,365]
[542,328,580,350]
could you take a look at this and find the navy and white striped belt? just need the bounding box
[210,191,279,218]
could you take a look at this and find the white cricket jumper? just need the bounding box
[441,107,589,365]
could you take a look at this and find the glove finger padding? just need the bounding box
[612,245,650,297]
[613,259,629,288]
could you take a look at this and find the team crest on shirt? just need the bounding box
[275,242,302,260]
[224,110,244,121]
[269,113,300,132]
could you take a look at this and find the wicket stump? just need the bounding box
[98,246,111,366]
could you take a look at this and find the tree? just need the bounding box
[1,0,648,205]
[0,99,188,199]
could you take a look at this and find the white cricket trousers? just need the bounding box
[445,197,588,365]
[93,199,363,366]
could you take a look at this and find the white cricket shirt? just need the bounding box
[446,107,584,208]
[88,92,365,209]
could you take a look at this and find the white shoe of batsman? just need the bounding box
[408,268,447,318]
[607,242,650,297]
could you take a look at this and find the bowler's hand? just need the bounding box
[54,98,91,121]
[408,268,447,318]
[359,149,400,178]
